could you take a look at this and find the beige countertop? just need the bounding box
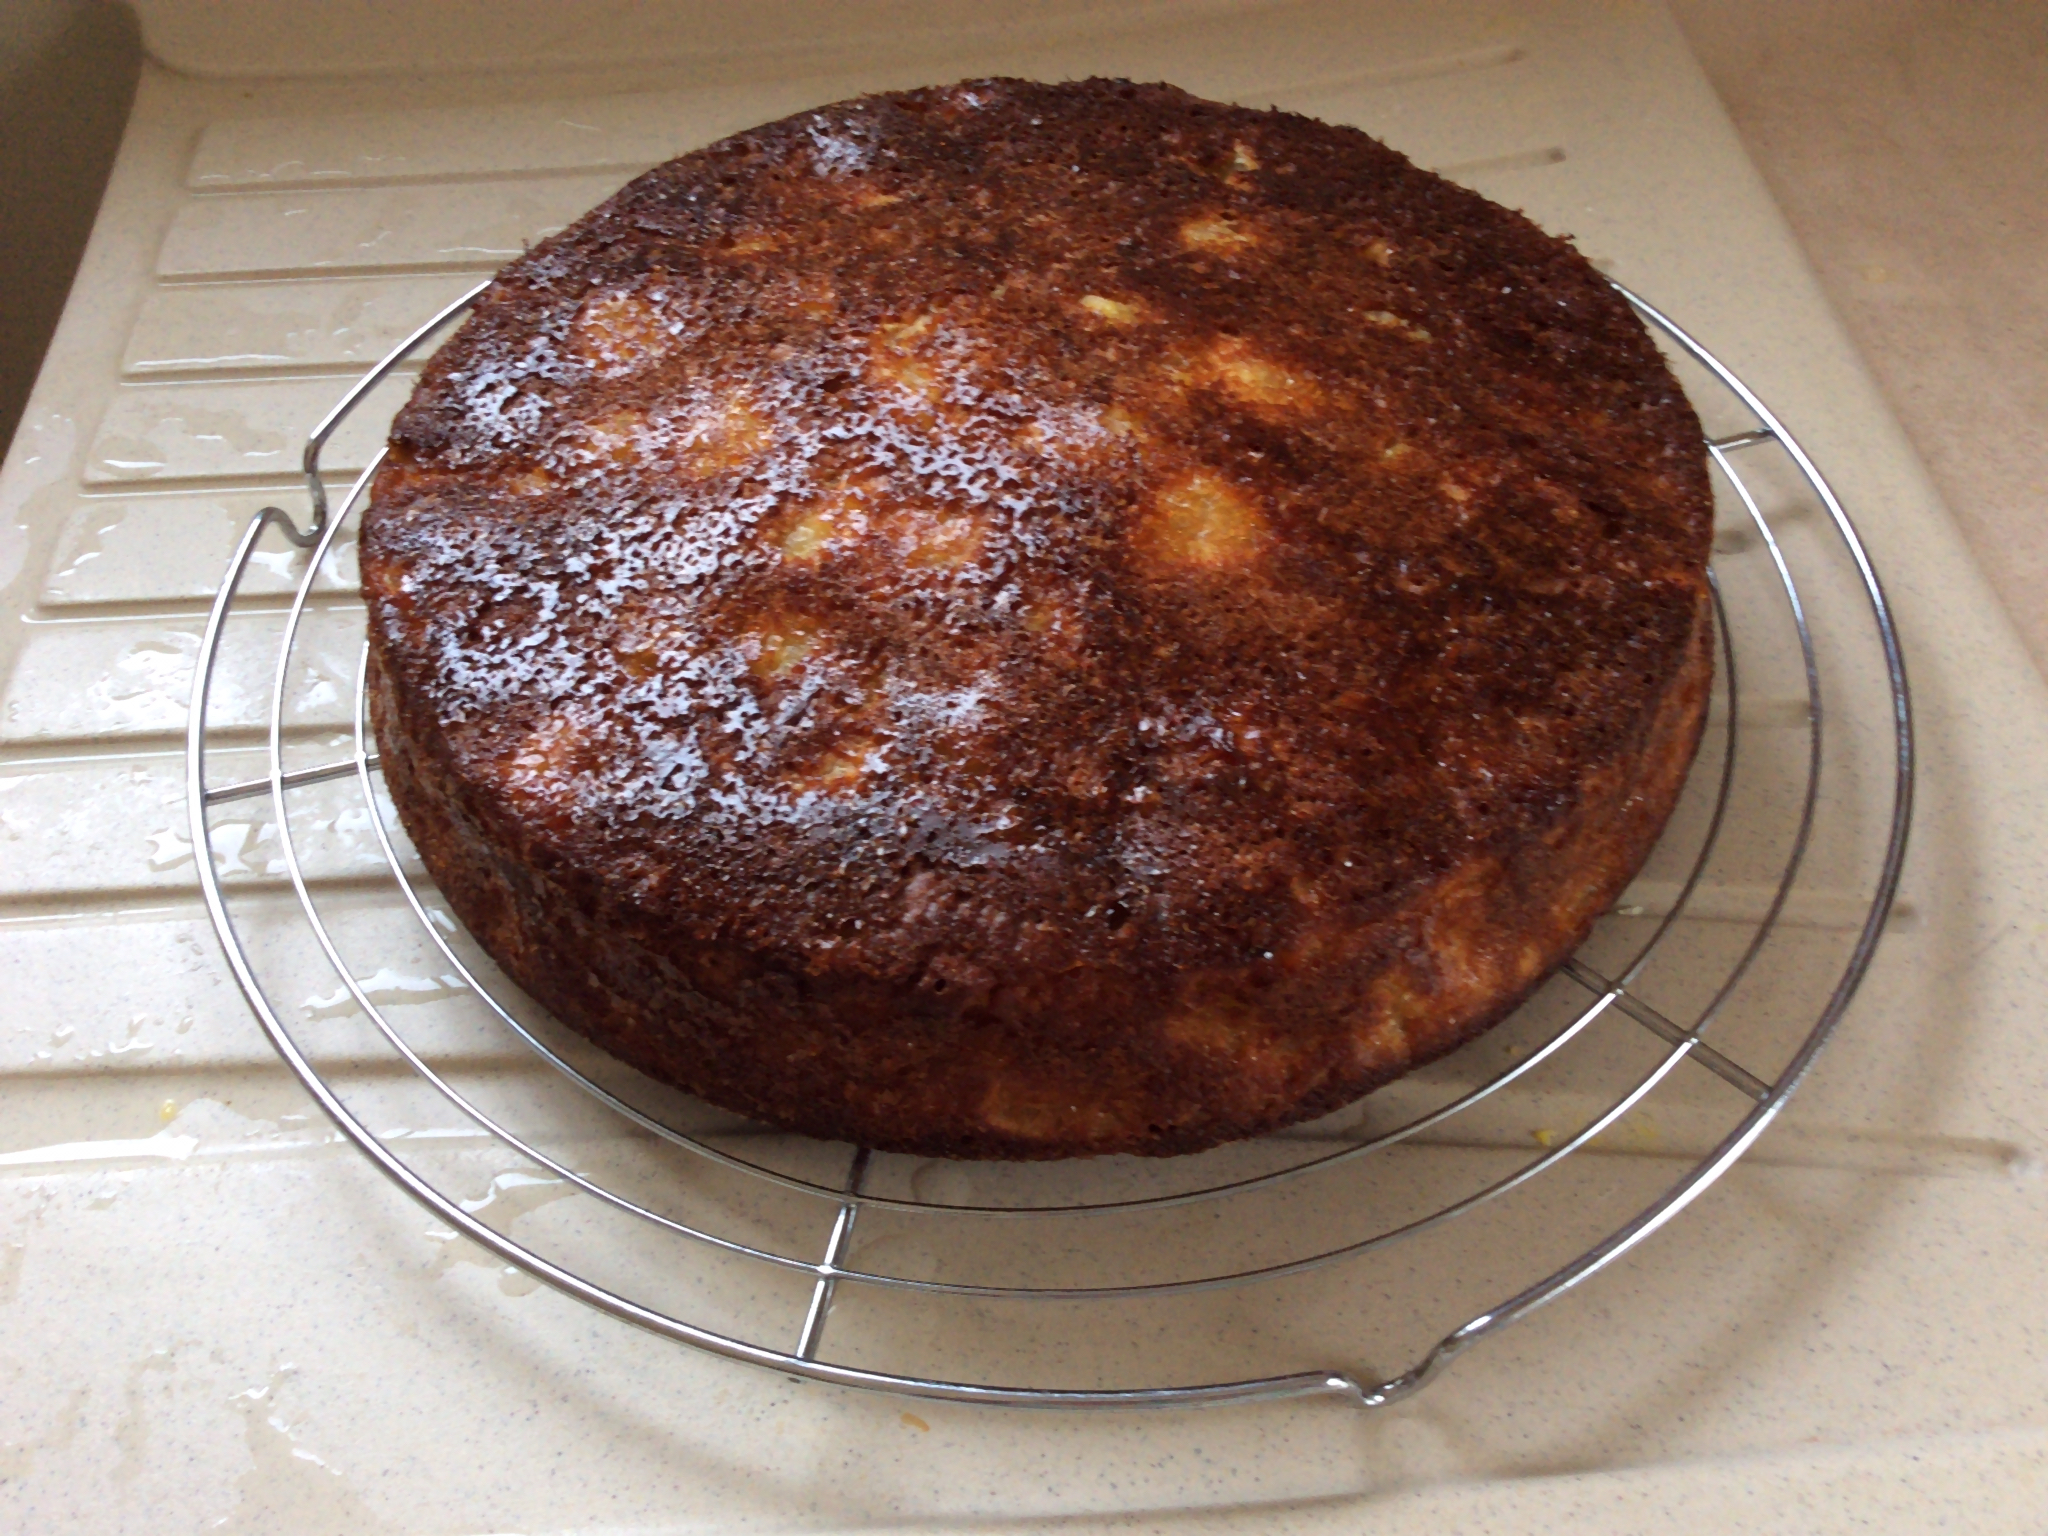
[1673,0,2048,674]
[1,3,2044,1530]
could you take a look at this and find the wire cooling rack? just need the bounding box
[185,281,1911,1410]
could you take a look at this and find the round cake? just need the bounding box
[361,78,1714,1160]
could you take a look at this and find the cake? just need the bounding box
[360,78,1714,1159]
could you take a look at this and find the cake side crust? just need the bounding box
[367,593,1711,1158]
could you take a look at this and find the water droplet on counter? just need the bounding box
[457,1168,571,1222]
[299,967,466,1020]
[0,1134,197,1171]
[144,827,193,873]
[93,402,290,481]
[90,439,170,478]
[423,1171,572,1296]
[110,1013,157,1056]
[247,549,298,579]
[85,636,200,735]
[217,1366,398,1536]
[0,413,76,591]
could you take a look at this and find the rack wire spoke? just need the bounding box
[797,1148,872,1362]
[206,755,380,806]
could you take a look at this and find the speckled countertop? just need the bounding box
[1672,0,2048,676]
[1,2,2044,1530]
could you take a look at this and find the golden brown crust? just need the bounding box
[361,78,1714,1158]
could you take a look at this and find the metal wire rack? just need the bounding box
[186,281,1912,1411]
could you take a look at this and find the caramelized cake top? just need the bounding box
[362,77,1712,999]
